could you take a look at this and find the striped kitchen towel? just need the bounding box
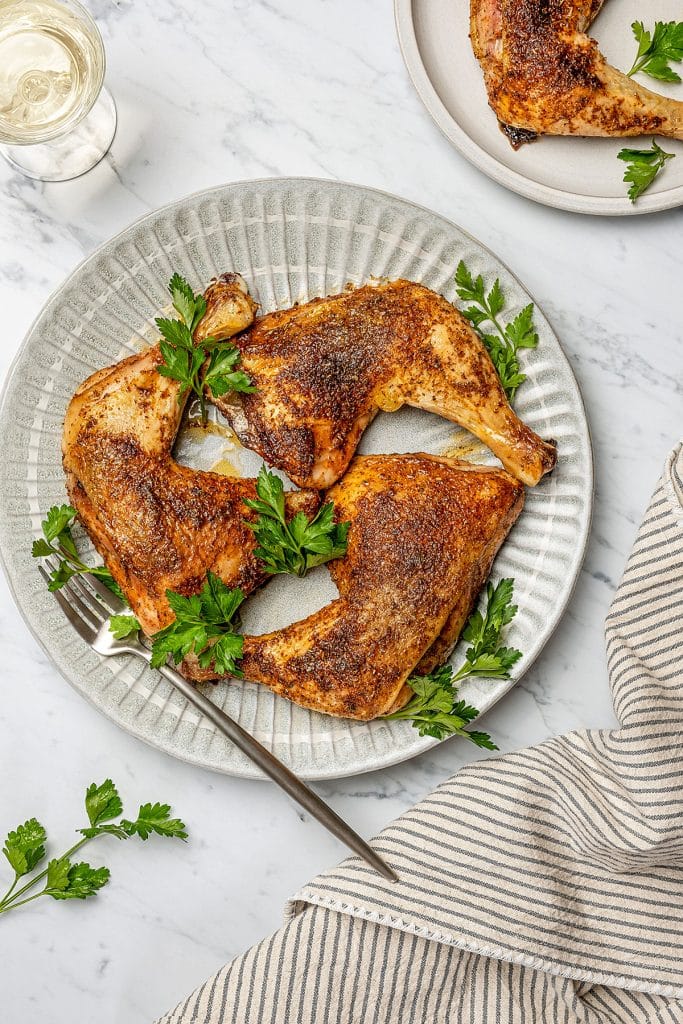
[158,442,683,1024]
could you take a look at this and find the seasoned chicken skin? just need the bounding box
[62,274,318,635]
[471,0,683,146]
[192,454,524,721]
[211,280,556,490]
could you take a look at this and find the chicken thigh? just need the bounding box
[62,274,318,635]
[211,280,556,489]
[193,454,524,721]
[471,0,683,146]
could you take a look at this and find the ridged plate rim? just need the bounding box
[0,176,593,780]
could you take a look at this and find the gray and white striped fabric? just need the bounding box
[158,443,683,1024]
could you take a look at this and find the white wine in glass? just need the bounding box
[0,0,116,180]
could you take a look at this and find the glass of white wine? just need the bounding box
[0,0,116,180]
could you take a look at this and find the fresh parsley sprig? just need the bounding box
[384,578,522,748]
[32,504,142,637]
[618,140,676,203]
[150,572,245,676]
[0,779,186,918]
[627,21,683,83]
[454,261,538,402]
[244,465,350,577]
[454,577,522,681]
[156,273,255,422]
[384,666,497,748]
[32,504,123,599]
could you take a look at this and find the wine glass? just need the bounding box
[0,0,116,181]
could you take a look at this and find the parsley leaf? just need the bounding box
[244,466,350,577]
[0,779,187,917]
[44,855,70,895]
[467,731,500,750]
[121,803,188,841]
[45,859,111,901]
[42,503,79,547]
[109,615,141,640]
[384,578,522,747]
[2,819,47,877]
[169,271,206,333]
[384,664,497,747]
[627,21,683,82]
[85,780,124,828]
[155,274,254,421]
[198,632,245,676]
[150,572,245,676]
[618,140,675,203]
[204,346,257,398]
[31,504,129,606]
[454,261,538,402]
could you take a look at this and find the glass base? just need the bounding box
[0,87,116,182]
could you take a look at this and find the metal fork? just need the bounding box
[39,561,397,882]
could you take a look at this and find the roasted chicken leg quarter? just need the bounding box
[211,279,556,489]
[190,454,525,721]
[471,0,683,145]
[62,274,318,635]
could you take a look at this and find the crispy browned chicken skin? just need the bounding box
[193,454,524,721]
[212,280,556,489]
[471,0,683,146]
[62,275,318,635]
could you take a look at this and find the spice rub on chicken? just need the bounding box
[191,454,524,721]
[211,279,556,489]
[471,0,683,146]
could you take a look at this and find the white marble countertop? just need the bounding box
[0,1,680,1020]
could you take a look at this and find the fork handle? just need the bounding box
[155,661,398,882]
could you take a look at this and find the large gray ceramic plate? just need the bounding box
[396,0,683,215]
[0,178,592,779]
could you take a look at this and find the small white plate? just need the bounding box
[0,178,592,779]
[395,0,683,215]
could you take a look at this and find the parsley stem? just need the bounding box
[279,512,309,577]
[54,542,114,581]
[484,307,507,342]
[385,707,471,740]
[469,292,523,394]
[626,56,645,77]
[384,706,465,729]
[451,664,474,683]
[479,302,511,356]
[194,367,208,424]
[0,891,46,915]
[0,874,19,907]
[270,494,307,576]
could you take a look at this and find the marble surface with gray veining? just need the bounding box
[0,1,680,1021]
